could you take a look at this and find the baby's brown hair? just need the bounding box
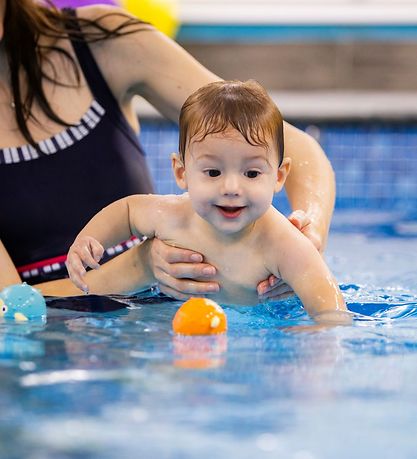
[179,80,284,165]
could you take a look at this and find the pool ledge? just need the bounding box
[135,91,417,121]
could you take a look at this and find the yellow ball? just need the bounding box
[120,0,179,38]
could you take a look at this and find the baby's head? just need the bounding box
[178,79,284,164]
[173,80,289,235]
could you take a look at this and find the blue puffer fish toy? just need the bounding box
[0,283,47,321]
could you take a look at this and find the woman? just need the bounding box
[0,0,335,300]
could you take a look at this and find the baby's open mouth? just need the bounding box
[215,205,245,218]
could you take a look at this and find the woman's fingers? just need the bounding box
[156,268,220,297]
[261,288,294,302]
[257,274,280,296]
[152,238,204,264]
[149,238,220,297]
[259,284,294,299]
[288,209,310,230]
[257,274,294,301]
[158,280,219,299]
[159,261,216,280]
[288,210,323,252]
[299,226,322,251]
[157,285,190,301]
[152,246,215,280]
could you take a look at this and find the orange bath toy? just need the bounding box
[172,297,227,335]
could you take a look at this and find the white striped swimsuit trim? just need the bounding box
[0,100,105,165]
[20,237,142,281]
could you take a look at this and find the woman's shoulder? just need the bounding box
[74,5,161,99]
[76,5,132,24]
[75,5,154,38]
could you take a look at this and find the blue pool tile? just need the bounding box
[140,120,417,210]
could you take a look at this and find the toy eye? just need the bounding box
[2,305,7,313]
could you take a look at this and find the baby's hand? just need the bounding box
[65,236,104,293]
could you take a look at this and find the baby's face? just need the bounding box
[182,128,283,236]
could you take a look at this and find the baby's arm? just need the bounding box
[272,223,350,325]
[66,194,160,292]
[36,240,153,297]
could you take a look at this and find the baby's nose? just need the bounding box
[221,175,242,195]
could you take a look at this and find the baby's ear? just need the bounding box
[274,157,291,193]
[171,153,187,189]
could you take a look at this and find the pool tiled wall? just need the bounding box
[141,120,417,212]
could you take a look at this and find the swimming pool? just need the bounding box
[1,122,417,458]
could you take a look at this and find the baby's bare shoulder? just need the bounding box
[260,207,310,253]
[261,208,318,277]
[153,193,193,225]
[260,207,294,237]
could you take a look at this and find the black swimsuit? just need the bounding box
[0,10,154,284]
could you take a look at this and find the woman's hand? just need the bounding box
[257,210,323,301]
[65,236,104,293]
[287,209,323,252]
[150,238,220,300]
[257,274,294,301]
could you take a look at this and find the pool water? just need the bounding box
[1,210,417,459]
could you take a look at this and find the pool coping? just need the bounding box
[135,91,417,121]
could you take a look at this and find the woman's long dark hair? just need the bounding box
[4,0,148,147]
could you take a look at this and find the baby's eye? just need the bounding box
[245,170,261,178]
[205,169,221,178]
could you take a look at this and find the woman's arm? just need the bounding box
[283,122,335,251]
[0,240,21,290]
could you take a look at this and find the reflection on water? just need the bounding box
[1,212,417,459]
[173,335,228,369]
[0,322,45,364]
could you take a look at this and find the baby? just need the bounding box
[66,80,347,323]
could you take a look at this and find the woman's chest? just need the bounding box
[0,86,92,148]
